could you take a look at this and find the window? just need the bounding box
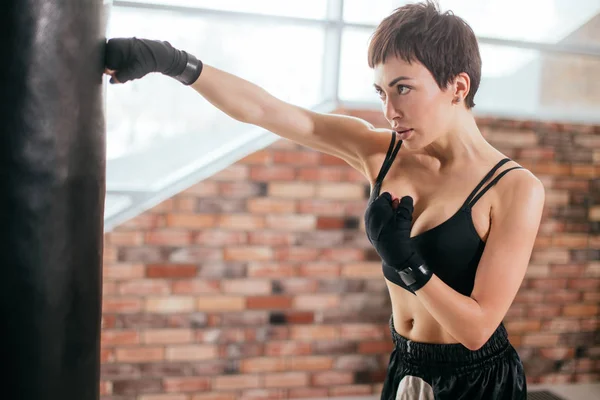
[106,5,326,190]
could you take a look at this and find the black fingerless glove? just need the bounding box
[105,37,203,85]
[365,193,433,292]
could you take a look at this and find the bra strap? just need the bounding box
[467,166,524,207]
[462,158,512,208]
[374,132,403,189]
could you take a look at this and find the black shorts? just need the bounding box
[381,316,527,399]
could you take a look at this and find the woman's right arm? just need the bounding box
[192,64,389,174]
[105,37,392,177]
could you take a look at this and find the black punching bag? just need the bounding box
[0,0,107,399]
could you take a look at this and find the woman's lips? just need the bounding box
[396,129,413,140]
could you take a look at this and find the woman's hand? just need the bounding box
[365,193,432,291]
[104,37,203,85]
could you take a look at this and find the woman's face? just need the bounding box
[373,56,458,151]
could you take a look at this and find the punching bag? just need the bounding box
[0,0,108,399]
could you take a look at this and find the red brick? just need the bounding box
[316,217,345,230]
[247,231,294,248]
[145,230,191,246]
[551,234,589,248]
[196,296,245,311]
[287,356,334,371]
[340,324,386,340]
[264,372,310,388]
[247,198,296,214]
[240,357,286,373]
[298,263,341,278]
[104,263,145,280]
[273,150,320,165]
[250,165,295,181]
[247,263,297,278]
[265,341,312,356]
[522,334,560,346]
[529,278,568,290]
[163,377,211,392]
[142,329,193,344]
[563,304,598,317]
[171,279,220,294]
[222,279,271,295]
[147,264,197,278]
[293,295,340,310]
[247,296,293,310]
[166,345,218,361]
[288,388,328,398]
[139,395,188,400]
[568,279,600,290]
[358,341,394,354]
[103,297,143,313]
[107,231,144,246]
[329,385,372,396]
[116,347,165,363]
[214,374,261,390]
[274,247,321,262]
[119,280,170,295]
[218,215,265,230]
[268,183,317,198]
[166,214,216,229]
[544,290,582,303]
[342,262,382,278]
[265,215,316,231]
[297,167,345,181]
[311,371,354,386]
[539,347,575,360]
[145,297,194,313]
[527,305,562,318]
[290,326,338,341]
[297,199,346,216]
[101,330,140,346]
[225,247,273,261]
[316,183,364,199]
[219,182,266,198]
[193,228,247,244]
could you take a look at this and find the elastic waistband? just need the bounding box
[389,315,510,367]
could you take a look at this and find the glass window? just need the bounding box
[338,28,600,123]
[105,6,326,190]
[120,0,329,19]
[342,0,600,47]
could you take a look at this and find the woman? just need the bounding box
[104,1,544,398]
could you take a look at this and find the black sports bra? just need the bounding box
[366,132,523,296]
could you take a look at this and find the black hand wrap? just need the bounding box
[105,37,203,85]
[365,193,433,292]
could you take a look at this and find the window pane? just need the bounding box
[339,28,600,123]
[342,0,600,47]
[106,6,326,189]
[121,0,329,19]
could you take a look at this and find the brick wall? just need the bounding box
[100,109,599,399]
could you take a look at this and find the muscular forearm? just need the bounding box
[415,275,490,350]
[191,64,275,125]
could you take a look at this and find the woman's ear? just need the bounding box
[452,72,470,104]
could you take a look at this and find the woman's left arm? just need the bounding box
[415,171,545,350]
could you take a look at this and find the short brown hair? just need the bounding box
[367,0,481,108]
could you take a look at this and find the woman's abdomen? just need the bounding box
[386,279,460,344]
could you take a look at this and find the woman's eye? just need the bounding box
[397,85,411,95]
[375,88,385,98]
